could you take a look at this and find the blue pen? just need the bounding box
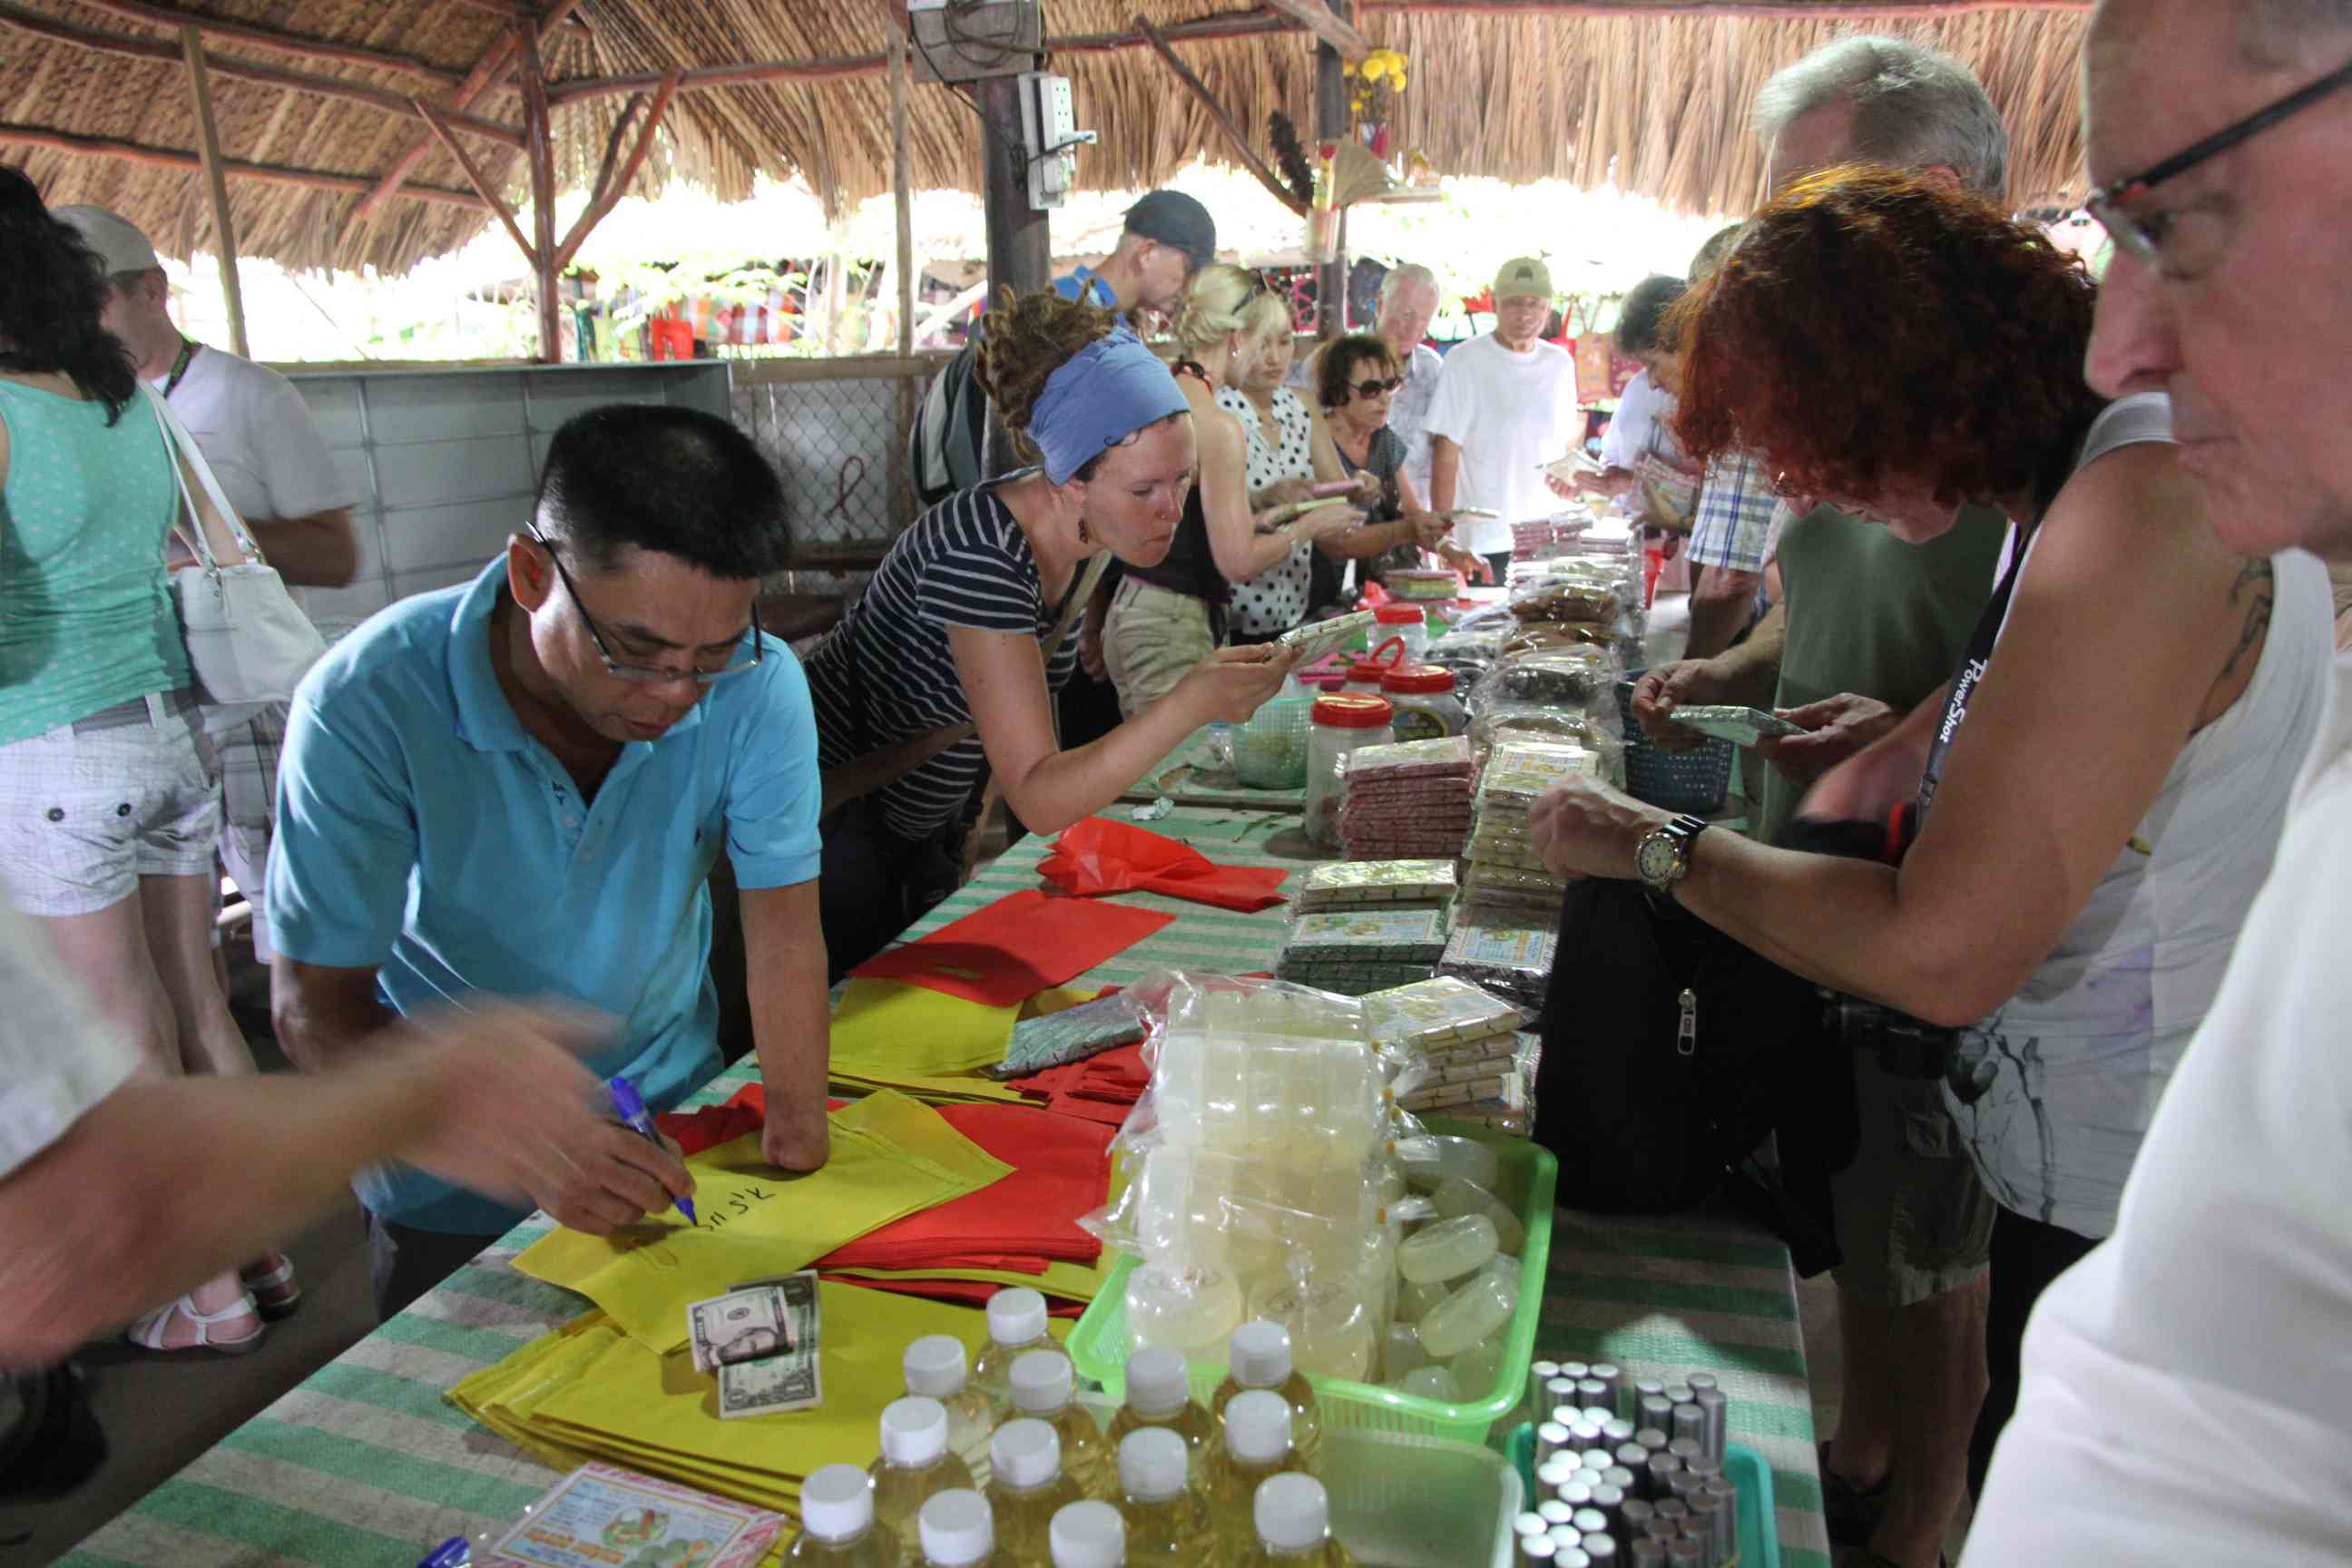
[609,1075,697,1225]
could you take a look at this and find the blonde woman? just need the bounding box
[1100,265,1355,714]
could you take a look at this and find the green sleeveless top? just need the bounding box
[0,380,189,743]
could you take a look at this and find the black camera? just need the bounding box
[1819,990,1963,1081]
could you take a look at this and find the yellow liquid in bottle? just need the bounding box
[975,1335,1064,1424]
[787,1531,898,1564]
[985,1473,1086,1568]
[1240,1539,1353,1566]
[1107,1399,1217,1489]
[1042,1405,1114,1501]
[1202,1444,1308,1562]
[872,1453,975,1562]
[1119,1487,1218,1566]
[1210,1372,1322,1474]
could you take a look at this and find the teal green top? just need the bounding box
[1759,501,2009,846]
[0,380,188,743]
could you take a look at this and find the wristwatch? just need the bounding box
[1634,814,1711,894]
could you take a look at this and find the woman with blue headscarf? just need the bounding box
[804,293,1302,972]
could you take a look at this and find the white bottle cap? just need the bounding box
[881,1396,951,1467]
[1120,1426,1189,1502]
[1010,1348,1074,1414]
[1228,1319,1293,1387]
[918,1488,995,1566]
[904,1334,971,1399]
[1254,1472,1331,1552]
[799,1463,874,1543]
[1125,1346,1190,1417]
[1223,1387,1293,1465]
[991,1416,1063,1490]
[988,1287,1049,1346]
[1048,1500,1126,1568]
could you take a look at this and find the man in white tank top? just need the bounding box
[1963,4,2352,1563]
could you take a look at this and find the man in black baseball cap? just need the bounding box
[1055,189,1217,321]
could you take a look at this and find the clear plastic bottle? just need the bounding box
[919,1489,1013,1568]
[1048,1500,1126,1568]
[975,1289,1066,1423]
[1240,1473,1354,1566]
[1203,1389,1310,1561]
[793,1462,900,1564]
[985,1418,1087,1568]
[1115,1426,1216,1567]
[1123,1263,1245,1365]
[906,1334,996,1482]
[1105,1348,1216,1487]
[1211,1321,1322,1474]
[1250,1278,1373,1383]
[872,1396,976,1560]
[1009,1349,1114,1501]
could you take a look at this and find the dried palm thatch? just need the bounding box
[0,1,2092,278]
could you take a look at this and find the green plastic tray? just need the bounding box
[1507,1423,1782,1568]
[1066,1121,1557,1445]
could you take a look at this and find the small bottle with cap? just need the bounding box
[985,1418,1087,1567]
[1010,1349,1115,1500]
[1203,1388,1310,1559]
[1106,1348,1215,1487]
[1210,1321,1322,1473]
[1240,1473,1354,1565]
[919,1489,1012,1568]
[975,1289,1068,1423]
[906,1335,997,1480]
[872,1396,976,1560]
[1114,1426,1215,1565]
[1048,1500,1126,1568]
[794,1461,901,1563]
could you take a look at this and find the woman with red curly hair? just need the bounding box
[1529,165,2333,1513]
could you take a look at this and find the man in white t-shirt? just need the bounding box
[1960,3,2352,1563]
[59,206,360,965]
[1425,257,1582,575]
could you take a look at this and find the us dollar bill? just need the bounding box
[701,1271,821,1418]
[688,1283,799,1376]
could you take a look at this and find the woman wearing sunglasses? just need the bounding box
[1313,332,1490,587]
[1528,165,2332,1527]
[1099,264,1357,713]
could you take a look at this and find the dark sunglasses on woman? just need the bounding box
[1351,377,1404,398]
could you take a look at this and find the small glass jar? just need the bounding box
[1305,694,1395,848]
[1373,603,1429,662]
[1380,663,1467,743]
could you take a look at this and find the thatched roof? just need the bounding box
[0,1,2092,277]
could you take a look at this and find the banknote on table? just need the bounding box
[718,1340,823,1420]
[688,1271,818,1377]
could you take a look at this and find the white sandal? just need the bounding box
[125,1293,266,1356]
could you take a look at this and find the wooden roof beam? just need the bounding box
[0,2,524,147]
[1132,15,1308,215]
[1350,0,2088,13]
[414,97,536,263]
[1259,0,1370,59]
[348,0,586,235]
[553,72,677,271]
[0,122,488,206]
[442,0,590,34]
[70,0,466,89]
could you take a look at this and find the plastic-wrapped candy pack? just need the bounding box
[1438,922,1558,1012]
[1364,975,1528,1054]
[1482,646,1619,707]
[1343,734,1476,785]
[1507,574,1623,626]
[1293,858,1460,912]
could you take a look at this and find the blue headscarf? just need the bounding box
[1028,327,1192,485]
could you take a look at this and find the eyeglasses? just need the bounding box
[1350,377,1404,398]
[524,523,764,684]
[2086,54,2352,279]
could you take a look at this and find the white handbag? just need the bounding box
[148,386,327,725]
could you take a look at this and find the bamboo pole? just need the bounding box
[415,98,537,265]
[0,123,486,204]
[179,26,249,357]
[890,15,915,358]
[1261,0,1373,57]
[1133,16,1310,217]
[518,21,562,365]
[553,73,678,271]
[76,0,464,87]
[1314,1,1351,340]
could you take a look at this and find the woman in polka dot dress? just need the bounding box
[0,171,284,1356]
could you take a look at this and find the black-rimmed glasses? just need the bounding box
[2086,54,2352,279]
[523,523,764,684]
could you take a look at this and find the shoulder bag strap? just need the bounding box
[146,386,261,573]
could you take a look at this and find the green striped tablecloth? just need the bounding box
[63,808,1826,1568]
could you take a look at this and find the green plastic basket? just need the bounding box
[1066,1120,1557,1445]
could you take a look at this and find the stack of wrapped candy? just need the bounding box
[1458,738,1602,927]
[1275,906,1452,997]
[1292,858,1460,914]
[1340,735,1479,860]
[1367,976,1540,1133]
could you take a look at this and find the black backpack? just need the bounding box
[1534,877,1857,1270]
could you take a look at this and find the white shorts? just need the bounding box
[0,692,221,916]
[216,701,289,960]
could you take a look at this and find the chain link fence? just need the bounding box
[731,354,955,567]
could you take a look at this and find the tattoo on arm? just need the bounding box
[2221,557,2276,682]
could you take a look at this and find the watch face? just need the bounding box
[1634,829,1681,886]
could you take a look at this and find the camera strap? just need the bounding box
[1916,535,2025,821]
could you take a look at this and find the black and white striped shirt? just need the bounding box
[807,484,1080,841]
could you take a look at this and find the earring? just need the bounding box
[1077,513,1092,544]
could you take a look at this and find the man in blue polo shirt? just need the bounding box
[269,405,829,1320]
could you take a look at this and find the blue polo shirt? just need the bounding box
[270,557,823,1234]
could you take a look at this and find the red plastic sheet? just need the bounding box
[1038,818,1291,913]
[848,887,1173,1005]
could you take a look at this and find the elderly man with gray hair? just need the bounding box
[1960,2,2352,1562]
[1632,35,2014,1568]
